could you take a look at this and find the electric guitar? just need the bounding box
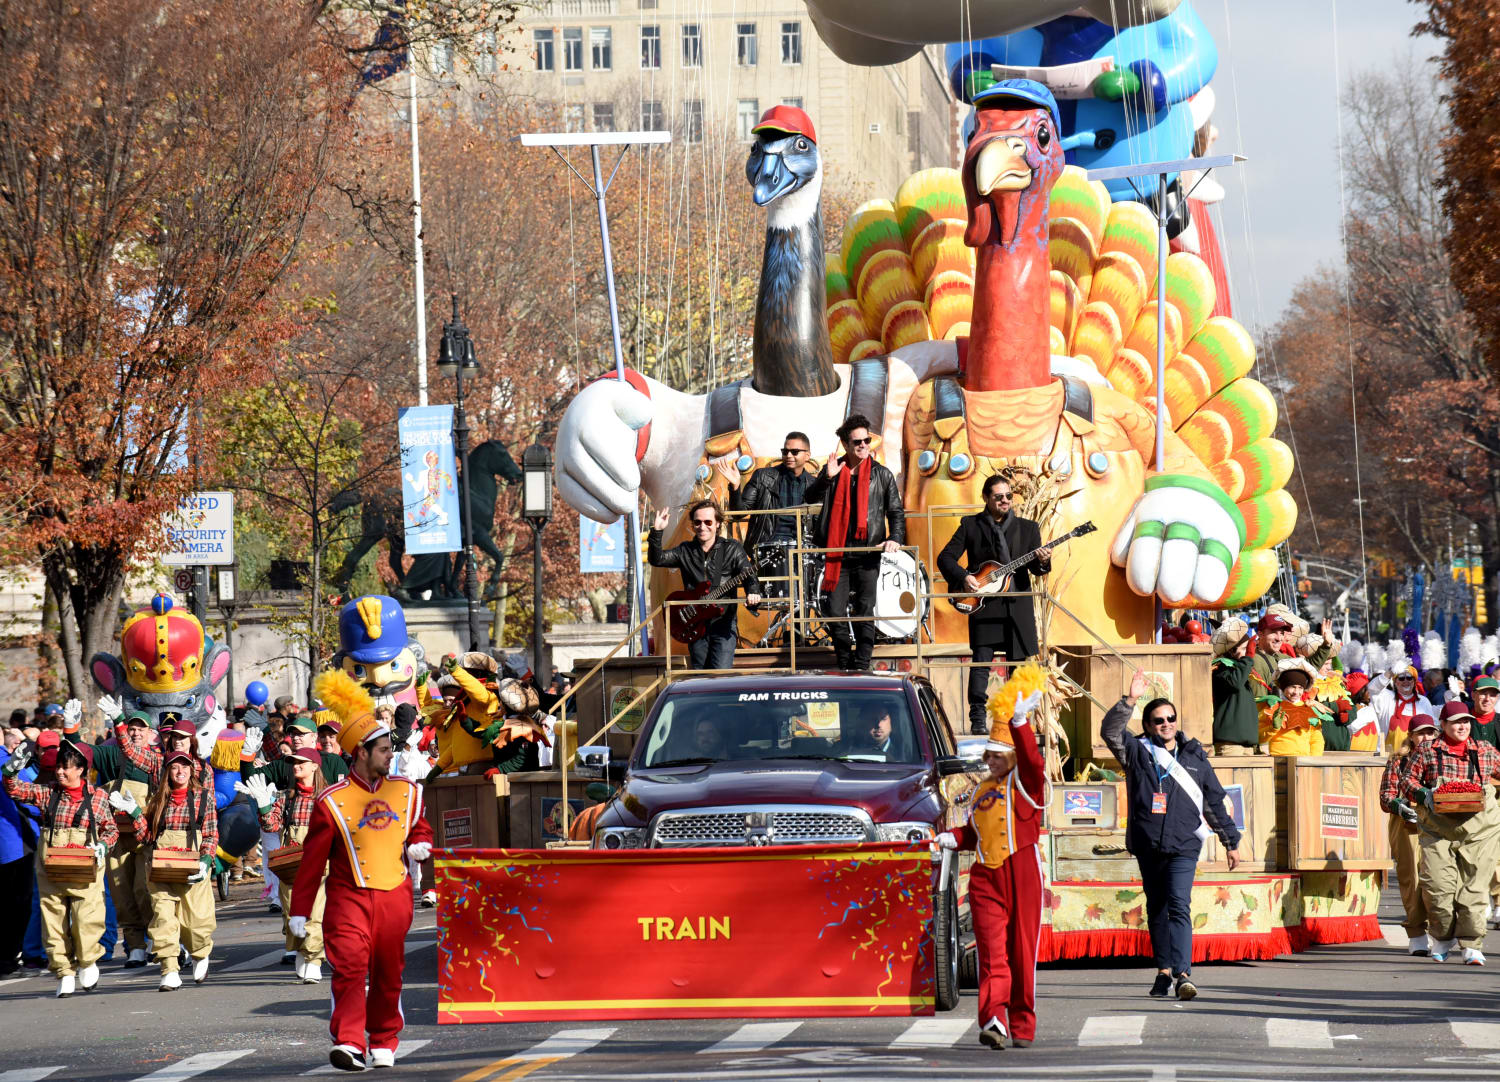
[951,521,1097,615]
[668,568,757,644]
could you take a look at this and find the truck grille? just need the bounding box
[649,805,874,847]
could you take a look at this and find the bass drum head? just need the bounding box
[873,550,930,640]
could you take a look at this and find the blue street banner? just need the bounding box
[398,405,462,554]
[580,517,626,573]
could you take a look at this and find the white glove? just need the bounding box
[1013,689,1045,725]
[97,694,122,721]
[187,858,212,884]
[242,726,264,758]
[1398,802,1420,824]
[405,729,422,751]
[288,915,307,938]
[1449,675,1465,700]
[235,777,276,812]
[92,841,107,866]
[108,790,141,818]
[1111,475,1245,604]
[64,699,83,731]
[934,832,958,850]
[407,841,432,863]
[553,377,654,522]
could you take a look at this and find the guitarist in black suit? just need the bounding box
[938,474,1053,734]
[650,500,761,670]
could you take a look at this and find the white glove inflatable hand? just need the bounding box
[934,832,958,850]
[407,841,432,863]
[288,915,307,938]
[1111,475,1246,605]
[553,378,654,522]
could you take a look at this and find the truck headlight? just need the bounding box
[593,827,646,850]
[876,821,936,844]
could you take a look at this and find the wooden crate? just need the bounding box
[504,771,595,849]
[41,845,96,885]
[426,772,510,855]
[266,844,304,879]
[1282,755,1390,870]
[1201,756,1281,871]
[149,849,199,884]
[1057,642,1213,761]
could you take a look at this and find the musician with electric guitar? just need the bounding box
[650,499,762,670]
[938,473,1096,734]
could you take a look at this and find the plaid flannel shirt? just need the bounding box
[122,741,214,789]
[260,785,316,837]
[1399,740,1500,801]
[4,778,128,849]
[142,789,218,858]
[1379,754,1409,813]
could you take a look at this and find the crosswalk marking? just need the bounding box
[223,949,287,973]
[455,1029,616,1082]
[0,1069,66,1081]
[699,1021,804,1055]
[1381,924,1408,947]
[1266,1018,1333,1049]
[1079,1014,1147,1047]
[889,1018,973,1048]
[302,1040,430,1074]
[0,978,33,989]
[130,1050,255,1081]
[1452,1021,1500,1048]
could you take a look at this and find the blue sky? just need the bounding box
[1193,0,1438,337]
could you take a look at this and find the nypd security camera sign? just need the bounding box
[162,491,235,566]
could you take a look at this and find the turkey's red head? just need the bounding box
[962,104,1064,249]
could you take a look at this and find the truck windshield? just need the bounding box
[638,689,922,767]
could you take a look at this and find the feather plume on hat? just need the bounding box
[1341,639,1366,672]
[1364,642,1387,675]
[1420,632,1446,672]
[1460,627,1484,672]
[312,668,388,753]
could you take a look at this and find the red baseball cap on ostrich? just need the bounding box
[752,105,816,145]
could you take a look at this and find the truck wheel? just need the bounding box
[933,883,960,1012]
[960,943,978,989]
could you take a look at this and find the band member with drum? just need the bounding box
[806,413,905,672]
[650,499,762,671]
[728,431,816,557]
[938,474,1052,734]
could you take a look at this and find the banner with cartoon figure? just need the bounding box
[435,844,935,1022]
[398,405,461,554]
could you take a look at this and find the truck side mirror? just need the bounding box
[936,757,970,777]
[575,745,611,779]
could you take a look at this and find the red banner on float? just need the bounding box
[434,843,935,1023]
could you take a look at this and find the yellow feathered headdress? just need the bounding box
[985,662,1049,750]
[312,669,387,755]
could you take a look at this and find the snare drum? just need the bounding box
[872,551,930,640]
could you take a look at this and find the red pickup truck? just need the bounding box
[580,670,982,1010]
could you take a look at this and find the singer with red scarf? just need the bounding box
[805,413,905,671]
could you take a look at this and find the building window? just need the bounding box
[639,0,657,7]
[563,27,583,71]
[781,96,803,109]
[564,104,585,132]
[592,103,615,131]
[431,40,454,76]
[684,99,703,143]
[736,23,757,66]
[736,99,759,141]
[780,22,802,65]
[476,31,497,75]
[640,25,660,69]
[534,29,555,71]
[590,27,611,70]
[641,100,665,131]
[682,24,702,68]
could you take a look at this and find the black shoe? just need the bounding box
[1149,973,1172,997]
[329,1045,366,1072]
[978,1021,1008,1050]
[281,951,297,966]
[969,720,988,735]
[1175,976,1197,1000]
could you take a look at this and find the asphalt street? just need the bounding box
[3,883,1500,1082]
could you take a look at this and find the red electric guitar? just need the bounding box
[951,521,1097,615]
[668,569,756,644]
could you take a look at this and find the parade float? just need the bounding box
[430,2,1388,1019]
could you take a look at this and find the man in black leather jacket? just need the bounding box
[649,500,761,670]
[729,431,816,555]
[805,413,905,671]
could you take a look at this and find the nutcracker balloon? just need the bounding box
[90,593,231,729]
[335,595,431,711]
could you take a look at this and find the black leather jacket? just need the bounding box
[731,464,814,550]
[647,530,760,596]
[805,459,906,554]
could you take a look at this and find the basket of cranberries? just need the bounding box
[1434,781,1486,815]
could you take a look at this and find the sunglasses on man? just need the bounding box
[781,447,809,456]
[848,437,871,447]
[691,518,717,529]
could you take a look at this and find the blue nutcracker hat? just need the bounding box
[338,594,410,664]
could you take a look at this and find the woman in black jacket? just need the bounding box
[1103,670,1242,1001]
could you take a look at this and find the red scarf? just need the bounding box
[168,787,189,805]
[820,454,872,592]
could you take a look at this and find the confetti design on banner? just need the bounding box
[812,851,934,1008]
[439,855,561,1004]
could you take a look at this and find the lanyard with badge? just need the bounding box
[1144,736,1174,815]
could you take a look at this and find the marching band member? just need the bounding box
[3,735,144,997]
[293,670,433,1072]
[242,750,326,983]
[140,749,219,990]
[936,668,1048,1050]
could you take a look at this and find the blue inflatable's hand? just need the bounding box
[1126,59,1168,113]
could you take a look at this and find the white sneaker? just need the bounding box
[79,963,99,990]
[369,1048,395,1068]
[1464,947,1487,966]
[294,955,307,981]
[301,961,322,984]
[56,974,75,998]
[159,967,181,991]
[192,956,209,984]
[329,1045,366,1072]
[420,890,436,908]
[1408,933,1430,956]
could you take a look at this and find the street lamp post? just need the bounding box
[438,294,485,651]
[217,564,237,711]
[521,443,554,686]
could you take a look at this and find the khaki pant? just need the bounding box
[147,829,216,971]
[1490,860,1500,907]
[277,824,325,962]
[1419,829,1500,949]
[1388,814,1427,936]
[36,832,106,979]
[106,837,151,954]
[1214,743,1256,757]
